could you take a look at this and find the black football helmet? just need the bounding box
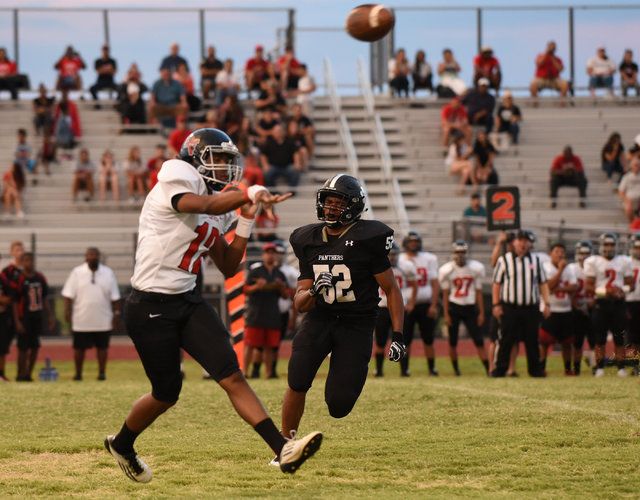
[574,239,593,264]
[452,240,468,266]
[402,231,422,252]
[179,128,241,192]
[316,174,366,228]
[598,232,617,259]
[630,234,640,259]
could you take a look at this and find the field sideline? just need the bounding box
[1,356,638,498]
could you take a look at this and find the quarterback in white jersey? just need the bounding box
[399,231,440,375]
[105,128,321,483]
[438,241,488,375]
[584,233,633,376]
[625,235,640,375]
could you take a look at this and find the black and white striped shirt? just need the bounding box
[493,251,547,306]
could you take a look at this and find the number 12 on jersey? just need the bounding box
[312,264,356,304]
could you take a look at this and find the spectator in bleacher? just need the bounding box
[530,41,570,102]
[119,83,146,126]
[15,129,37,174]
[38,134,55,176]
[440,96,471,149]
[147,68,188,125]
[0,47,18,101]
[200,45,223,101]
[72,148,95,202]
[54,45,86,91]
[275,44,302,91]
[473,131,499,185]
[617,155,640,221]
[495,91,522,145]
[98,150,120,202]
[159,42,189,74]
[146,143,167,174]
[116,63,148,103]
[255,105,280,146]
[437,48,466,97]
[411,49,432,96]
[619,49,640,97]
[167,116,193,158]
[293,64,316,117]
[601,132,628,183]
[32,84,55,136]
[54,101,76,151]
[197,108,221,130]
[147,155,164,192]
[219,94,244,144]
[445,133,477,195]
[173,61,201,112]
[122,146,146,202]
[241,146,265,187]
[89,45,118,102]
[388,48,410,98]
[245,45,274,95]
[215,58,241,108]
[473,45,501,94]
[260,123,302,188]
[462,192,487,243]
[586,46,616,98]
[53,89,82,142]
[549,145,588,208]
[292,103,315,157]
[462,78,495,133]
[2,161,25,219]
[254,78,287,116]
[286,119,309,171]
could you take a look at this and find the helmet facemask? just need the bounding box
[197,147,242,192]
[317,191,356,229]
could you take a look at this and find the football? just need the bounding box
[345,4,395,42]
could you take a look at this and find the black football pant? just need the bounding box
[492,304,542,377]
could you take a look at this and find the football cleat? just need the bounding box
[617,368,628,377]
[104,434,152,483]
[279,431,323,474]
[594,368,605,377]
[268,456,280,467]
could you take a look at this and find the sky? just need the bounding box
[0,0,639,95]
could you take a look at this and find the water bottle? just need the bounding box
[39,357,59,382]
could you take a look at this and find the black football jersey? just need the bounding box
[290,220,394,316]
[16,272,48,317]
[0,264,23,300]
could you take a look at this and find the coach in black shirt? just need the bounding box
[491,230,550,377]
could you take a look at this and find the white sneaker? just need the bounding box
[268,456,280,467]
[16,210,25,219]
[594,368,605,377]
[617,368,628,377]
[104,434,152,483]
[279,431,322,474]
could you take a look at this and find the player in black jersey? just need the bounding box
[0,241,24,382]
[281,174,406,442]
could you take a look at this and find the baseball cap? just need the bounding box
[596,45,605,50]
[275,243,286,254]
[516,229,536,242]
[263,242,277,252]
[478,77,490,87]
[481,45,492,53]
[255,44,263,51]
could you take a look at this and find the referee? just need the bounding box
[491,230,551,377]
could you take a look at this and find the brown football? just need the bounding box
[345,4,395,42]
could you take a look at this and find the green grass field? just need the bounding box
[1,357,639,498]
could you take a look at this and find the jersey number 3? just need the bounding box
[313,264,356,303]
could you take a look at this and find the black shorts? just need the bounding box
[572,307,594,349]
[287,309,375,419]
[17,314,42,351]
[540,311,574,344]
[404,302,436,345]
[448,303,484,347]
[73,331,111,350]
[0,311,15,355]
[627,301,640,345]
[374,307,392,348]
[125,289,240,403]
[592,299,627,346]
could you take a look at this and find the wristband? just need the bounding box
[235,215,254,239]
[246,185,268,203]
[595,287,607,298]
[623,285,631,294]
[392,331,404,343]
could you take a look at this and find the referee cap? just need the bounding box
[516,229,536,242]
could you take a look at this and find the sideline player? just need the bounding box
[399,231,440,375]
[373,242,417,377]
[438,240,489,375]
[104,128,321,482]
[280,174,406,454]
[568,240,595,375]
[584,233,633,377]
[0,241,24,382]
[539,243,577,375]
[625,234,640,375]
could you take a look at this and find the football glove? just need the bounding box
[308,272,333,297]
[388,331,406,362]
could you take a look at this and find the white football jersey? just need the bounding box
[379,259,417,308]
[399,251,438,303]
[583,254,632,291]
[131,159,236,293]
[438,259,485,306]
[543,261,576,312]
[567,262,593,307]
[625,256,640,302]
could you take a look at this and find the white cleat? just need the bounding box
[617,368,628,377]
[268,456,280,467]
[594,368,605,378]
[104,434,152,483]
[279,431,322,474]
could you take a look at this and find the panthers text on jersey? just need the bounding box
[131,159,236,294]
[624,256,640,302]
[290,220,393,316]
[399,250,438,303]
[543,261,577,313]
[583,254,632,292]
[379,259,417,308]
[438,259,485,306]
[567,262,593,308]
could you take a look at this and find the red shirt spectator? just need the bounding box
[54,46,86,90]
[551,151,584,172]
[245,45,273,91]
[167,117,192,157]
[0,52,17,77]
[536,52,563,79]
[474,54,500,75]
[441,99,468,123]
[52,92,82,138]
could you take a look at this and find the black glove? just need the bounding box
[388,331,406,362]
[308,272,333,297]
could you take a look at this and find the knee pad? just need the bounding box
[152,376,182,404]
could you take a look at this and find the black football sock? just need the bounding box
[375,353,384,374]
[428,358,435,372]
[540,359,547,371]
[112,422,140,455]
[452,360,459,372]
[400,355,409,374]
[618,361,626,370]
[254,418,287,456]
[482,360,489,373]
[597,359,605,369]
[0,369,4,377]
[573,361,581,374]
[564,360,571,372]
[251,363,261,378]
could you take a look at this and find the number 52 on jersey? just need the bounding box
[486,186,521,231]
